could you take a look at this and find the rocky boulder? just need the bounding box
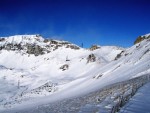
[87,54,96,63]
[114,51,124,60]
[60,64,69,71]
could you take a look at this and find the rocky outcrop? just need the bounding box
[26,44,44,56]
[60,64,69,71]
[0,43,46,56]
[43,39,49,43]
[90,45,100,51]
[87,54,96,63]
[134,35,150,44]
[114,51,124,60]
[0,38,5,42]
[134,36,144,44]
[66,44,80,50]
[0,35,80,56]
[0,43,23,51]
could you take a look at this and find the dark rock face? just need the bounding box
[51,40,59,45]
[26,44,44,56]
[114,51,124,60]
[60,64,69,71]
[5,43,12,50]
[13,44,23,50]
[43,39,49,43]
[0,46,3,50]
[0,38,5,42]
[66,45,80,50]
[87,54,96,63]
[0,43,23,51]
[134,36,144,44]
[134,35,150,44]
[0,43,46,56]
[90,45,100,51]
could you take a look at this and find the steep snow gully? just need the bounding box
[0,34,150,113]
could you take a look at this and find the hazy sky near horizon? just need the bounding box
[0,0,150,47]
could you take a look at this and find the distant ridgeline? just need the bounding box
[134,34,150,44]
[0,34,80,56]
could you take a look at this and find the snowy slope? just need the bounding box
[0,34,150,112]
[0,35,44,44]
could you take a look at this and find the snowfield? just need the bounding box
[0,34,150,113]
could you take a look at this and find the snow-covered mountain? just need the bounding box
[0,34,80,56]
[0,33,150,113]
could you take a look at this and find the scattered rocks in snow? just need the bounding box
[124,53,129,56]
[89,45,100,51]
[87,54,96,63]
[60,64,69,71]
[66,44,80,50]
[93,74,103,79]
[65,56,70,62]
[20,75,24,78]
[24,82,58,96]
[114,51,124,60]
[136,44,140,48]
[44,58,50,60]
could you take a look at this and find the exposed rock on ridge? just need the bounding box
[0,34,80,56]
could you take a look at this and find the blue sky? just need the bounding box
[0,0,150,48]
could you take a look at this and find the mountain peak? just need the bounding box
[0,34,80,56]
[0,34,44,45]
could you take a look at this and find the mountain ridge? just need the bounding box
[134,33,150,44]
[0,34,80,56]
